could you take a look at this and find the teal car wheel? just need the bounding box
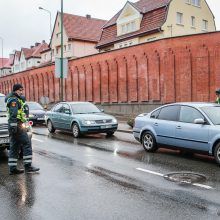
[47,120,56,133]
[72,123,81,138]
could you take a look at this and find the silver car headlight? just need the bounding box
[83,120,96,125]
[112,118,117,123]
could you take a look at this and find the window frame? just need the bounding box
[157,105,180,122]
[176,12,183,25]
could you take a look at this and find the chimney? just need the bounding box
[9,54,14,60]
[42,40,46,44]
[86,14,91,19]
[31,46,34,49]
[35,42,40,46]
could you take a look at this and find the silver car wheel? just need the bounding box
[142,131,158,152]
[143,134,153,150]
[214,142,220,165]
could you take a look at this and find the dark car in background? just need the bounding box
[26,101,46,125]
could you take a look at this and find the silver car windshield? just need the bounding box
[70,103,101,114]
[0,96,6,112]
[201,106,220,125]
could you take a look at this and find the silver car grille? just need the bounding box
[95,119,112,124]
[0,123,8,130]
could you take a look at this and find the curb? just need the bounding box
[33,128,133,136]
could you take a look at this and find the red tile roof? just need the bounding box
[0,58,9,69]
[62,13,107,42]
[21,42,49,59]
[97,0,171,48]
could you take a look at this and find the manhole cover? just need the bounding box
[164,172,206,184]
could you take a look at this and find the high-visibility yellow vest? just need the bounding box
[7,97,27,123]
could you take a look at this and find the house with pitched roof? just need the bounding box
[50,13,107,61]
[12,41,49,73]
[96,0,216,51]
[0,57,13,77]
[12,51,21,73]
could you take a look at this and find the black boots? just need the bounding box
[25,164,40,173]
[9,167,24,175]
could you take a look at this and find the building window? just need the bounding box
[121,21,136,35]
[176,12,183,25]
[64,45,66,51]
[122,24,126,34]
[68,44,71,51]
[52,49,54,56]
[191,0,201,7]
[131,21,136,31]
[56,48,59,54]
[191,16,195,27]
[202,19,208,30]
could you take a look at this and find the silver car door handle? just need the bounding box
[176,126,182,129]
[154,123,158,126]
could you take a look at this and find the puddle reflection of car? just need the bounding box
[45,102,118,138]
[26,101,46,126]
[133,102,220,165]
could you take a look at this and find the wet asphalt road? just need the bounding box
[1,129,220,220]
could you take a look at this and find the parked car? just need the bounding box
[133,102,220,165]
[0,93,32,152]
[45,102,118,137]
[26,101,46,125]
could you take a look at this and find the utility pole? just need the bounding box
[60,0,64,101]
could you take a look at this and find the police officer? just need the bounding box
[6,84,40,175]
[215,89,220,104]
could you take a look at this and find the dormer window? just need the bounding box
[116,2,142,36]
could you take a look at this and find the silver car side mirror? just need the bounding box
[194,118,205,124]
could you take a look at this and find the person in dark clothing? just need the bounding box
[6,83,40,175]
[215,89,220,104]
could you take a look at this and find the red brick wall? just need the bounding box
[1,32,220,104]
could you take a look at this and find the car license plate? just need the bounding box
[37,118,44,120]
[101,125,112,129]
[0,137,9,144]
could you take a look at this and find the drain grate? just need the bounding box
[164,172,206,184]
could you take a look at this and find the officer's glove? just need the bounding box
[9,123,18,134]
[10,126,18,134]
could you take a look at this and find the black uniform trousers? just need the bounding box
[8,125,32,168]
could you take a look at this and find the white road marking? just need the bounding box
[136,168,213,190]
[192,183,213,189]
[136,168,164,176]
[32,138,44,143]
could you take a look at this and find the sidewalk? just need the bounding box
[32,121,133,136]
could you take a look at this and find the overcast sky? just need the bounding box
[0,0,219,57]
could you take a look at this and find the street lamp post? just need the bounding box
[60,0,64,101]
[39,6,52,62]
[38,7,52,37]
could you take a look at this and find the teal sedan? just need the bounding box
[45,102,118,138]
